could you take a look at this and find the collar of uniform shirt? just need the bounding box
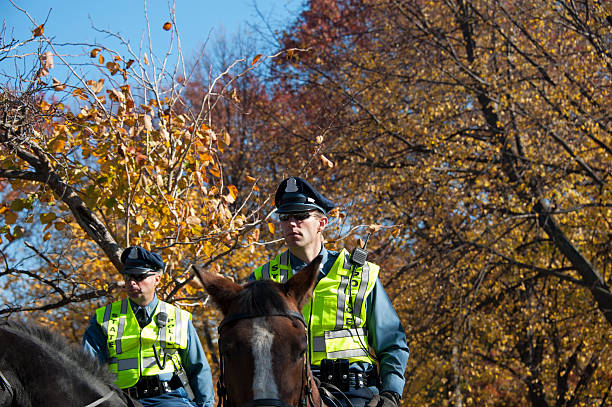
[129,295,159,320]
[288,245,337,280]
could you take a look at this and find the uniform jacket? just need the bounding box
[251,246,409,395]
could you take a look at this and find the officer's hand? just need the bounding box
[367,391,400,407]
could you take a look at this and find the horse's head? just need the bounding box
[0,322,143,407]
[195,256,322,407]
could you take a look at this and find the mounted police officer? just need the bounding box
[250,177,409,407]
[83,246,215,407]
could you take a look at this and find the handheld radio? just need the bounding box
[153,312,169,369]
[349,233,370,267]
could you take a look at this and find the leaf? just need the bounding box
[231,88,240,103]
[267,222,275,234]
[186,215,201,225]
[49,138,66,153]
[13,226,24,238]
[163,22,172,31]
[368,224,383,233]
[4,211,17,225]
[10,199,25,211]
[90,48,101,58]
[39,212,57,224]
[209,164,221,178]
[33,24,45,37]
[52,78,66,91]
[86,78,105,94]
[40,51,54,71]
[142,114,153,131]
[108,88,125,103]
[106,62,120,75]
[251,54,262,65]
[104,198,117,209]
[217,131,230,152]
[227,185,238,200]
[320,154,334,168]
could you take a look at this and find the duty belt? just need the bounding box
[312,369,378,392]
[123,375,182,399]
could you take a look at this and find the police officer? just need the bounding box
[250,177,409,407]
[83,246,215,407]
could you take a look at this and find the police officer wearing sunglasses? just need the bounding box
[250,177,409,407]
[83,246,215,407]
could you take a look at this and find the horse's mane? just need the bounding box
[237,280,293,315]
[0,320,115,384]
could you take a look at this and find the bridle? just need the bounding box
[0,368,137,407]
[0,369,14,404]
[216,310,321,407]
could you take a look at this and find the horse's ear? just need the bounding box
[192,265,243,316]
[284,255,321,309]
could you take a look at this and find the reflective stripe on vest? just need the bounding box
[255,250,292,282]
[95,299,191,388]
[255,249,378,365]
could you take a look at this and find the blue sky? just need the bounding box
[1,0,301,83]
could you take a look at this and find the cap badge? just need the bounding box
[286,177,298,193]
[128,248,138,259]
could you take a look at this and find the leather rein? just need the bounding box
[0,369,14,402]
[0,368,134,407]
[216,310,321,407]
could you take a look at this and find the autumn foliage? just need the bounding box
[1,0,611,405]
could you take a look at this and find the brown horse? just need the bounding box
[194,257,326,407]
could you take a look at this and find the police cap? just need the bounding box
[274,177,335,214]
[120,246,164,275]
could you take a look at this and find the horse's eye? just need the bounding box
[295,345,307,361]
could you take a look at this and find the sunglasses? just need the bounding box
[278,212,312,222]
[124,273,156,282]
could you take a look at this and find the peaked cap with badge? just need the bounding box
[120,246,165,275]
[275,177,335,214]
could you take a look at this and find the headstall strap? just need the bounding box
[0,369,14,400]
[218,310,306,334]
[83,390,115,407]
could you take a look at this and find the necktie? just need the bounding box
[135,308,147,328]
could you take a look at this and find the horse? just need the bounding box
[194,256,328,407]
[0,320,141,407]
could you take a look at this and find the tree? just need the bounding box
[0,4,269,350]
[264,0,612,404]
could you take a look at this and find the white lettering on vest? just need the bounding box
[251,319,279,399]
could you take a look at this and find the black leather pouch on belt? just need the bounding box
[124,375,176,399]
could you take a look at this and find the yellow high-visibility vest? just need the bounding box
[95,299,190,388]
[254,249,378,365]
